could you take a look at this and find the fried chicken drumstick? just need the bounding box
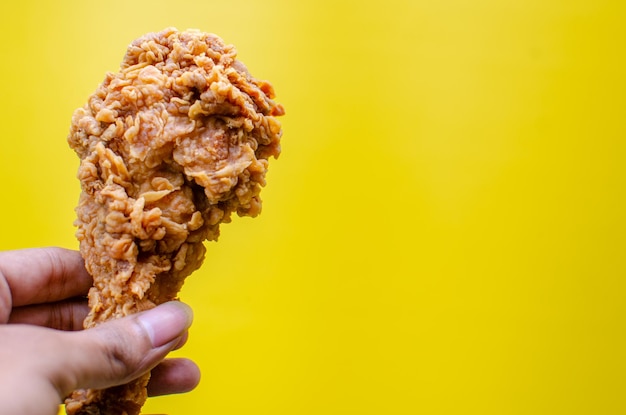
[65,28,284,415]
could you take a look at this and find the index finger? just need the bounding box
[0,247,92,307]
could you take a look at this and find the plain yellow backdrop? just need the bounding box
[0,0,625,414]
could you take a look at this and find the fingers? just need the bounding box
[49,302,193,396]
[0,302,197,415]
[147,358,201,396]
[0,248,92,308]
[8,298,89,330]
[9,301,197,390]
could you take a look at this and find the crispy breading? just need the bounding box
[65,28,284,415]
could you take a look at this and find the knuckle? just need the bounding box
[48,302,85,331]
[41,248,69,302]
[95,321,152,382]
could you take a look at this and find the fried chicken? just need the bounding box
[64,28,284,415]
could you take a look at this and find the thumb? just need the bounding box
[52,301,193,396]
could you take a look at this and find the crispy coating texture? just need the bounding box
[64,28,283,415]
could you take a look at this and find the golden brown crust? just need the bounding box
[65,27,283,415]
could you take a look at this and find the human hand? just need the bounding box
[0,247,200,415]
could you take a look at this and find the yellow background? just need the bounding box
[1,0,625,414]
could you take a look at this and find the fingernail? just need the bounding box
[137,302,193,348]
